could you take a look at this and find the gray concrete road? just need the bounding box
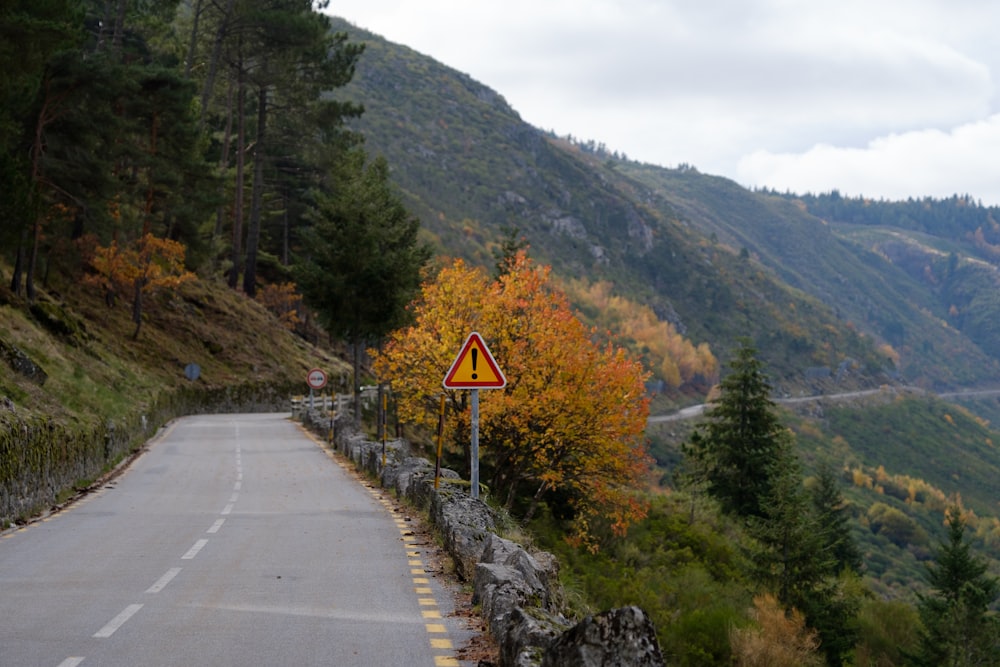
[0,413,475,666]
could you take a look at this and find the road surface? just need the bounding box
[0,413,474,666]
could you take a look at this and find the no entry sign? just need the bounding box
[306,368,327,390]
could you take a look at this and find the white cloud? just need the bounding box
[330,0,1000,205]
[738,115,1000,204]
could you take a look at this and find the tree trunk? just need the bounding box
[131,277,144,340]
[281,189,290,265]
[184,0,204,78]
[242,84,267,298]
[111,0,127,54]
[10,229,26,295]
[352,341,362,428]
[523,480,550,523]
[25,219,39,302]
[228,59,245,290]
[213,79,234,245]
[199,0,237,126]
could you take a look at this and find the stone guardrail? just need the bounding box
[298,407,664,667]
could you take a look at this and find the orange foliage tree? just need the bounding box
[730,594,823,667]
[255,282,303,330]
[372,253,652,549]
[565,279,718,390]
[85,233,195,338]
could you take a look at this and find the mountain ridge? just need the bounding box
[327,16,920,393]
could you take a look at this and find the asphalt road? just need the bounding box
[0,413,474,667]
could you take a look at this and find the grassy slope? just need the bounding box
[0,263,349,428]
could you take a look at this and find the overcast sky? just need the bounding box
[328,1,1000,206]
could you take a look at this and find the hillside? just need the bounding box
[328,17,1000,395]
[0,270,345,423]
[326,18,893,393]
[321,17,1000,615]
[617,166,1000,389]
[0,265,348,524]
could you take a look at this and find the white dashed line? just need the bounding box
[221,503,234,515]
[146,567,182,594]
[181,539,208,560]
[207,518,225,533]
[93,604,143,638]
[57,658,85,667]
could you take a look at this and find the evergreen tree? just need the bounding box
[683,340,789,519]
[240,0,363,297]
[746,450,860,667]
[295,151,431,422]
[915,509,1000,667]
[810,462,864,575]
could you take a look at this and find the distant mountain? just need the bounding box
[327,17,1000,392]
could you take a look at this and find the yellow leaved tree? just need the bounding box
[85,233,195,339]
[372,252,652,550]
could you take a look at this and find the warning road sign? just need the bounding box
[442,332,506,389]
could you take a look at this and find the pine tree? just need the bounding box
[810,462,864,575]
[747,451,860,667]
[915,509,1000,667]
[296,151,431,422]
[683,340,789,519]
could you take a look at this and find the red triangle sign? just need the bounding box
[443,332,506,389]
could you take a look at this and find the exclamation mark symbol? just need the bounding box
[471,348,478,380]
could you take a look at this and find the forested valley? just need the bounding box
[4,2,1000,665]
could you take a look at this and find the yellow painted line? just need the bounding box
[298,422,459,667]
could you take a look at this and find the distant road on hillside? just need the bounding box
[647,385,1000,425]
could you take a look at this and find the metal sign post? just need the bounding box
[442,332,506,500]
[470,389,480,498]
[434,395,446,489]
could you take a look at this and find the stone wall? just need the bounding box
[300,409,664,667]
[0,381,296,527]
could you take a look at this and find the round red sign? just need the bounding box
[306,368,327,389]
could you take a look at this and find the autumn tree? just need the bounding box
[730,593,823,667]
[564,279,718,391]
[85,233,196,338]
[255,282,302,330]
[372,252,653,549]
